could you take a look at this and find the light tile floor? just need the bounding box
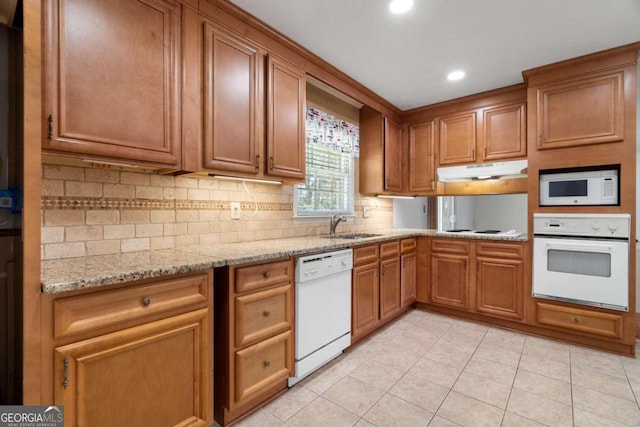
[235,309,640,427]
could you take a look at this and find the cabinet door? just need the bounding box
[416,237,430,303]
[401,252,417,307]
[408,121,436,192]
[482,102,526,161]
[384,117,402,192]
[352,263,380,340]
[202,22,262,174]
[476,257,523,320]
[266,55,306,180]
[430,253,469,309]
[43,0,181,167]
[535,72,624,149]
[54,309,211,427]
[438,112,476,165]
[380,257,401,320]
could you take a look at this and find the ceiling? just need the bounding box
[229,0,640,111]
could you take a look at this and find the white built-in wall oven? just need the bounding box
[532,213,630,311]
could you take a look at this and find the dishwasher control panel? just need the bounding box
[296,249,353,283]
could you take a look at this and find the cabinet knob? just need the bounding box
[263,360,271,368]
[141,297,151,307]
[263,310,270,317]
[263,271,271,279]
[573,316,580,324]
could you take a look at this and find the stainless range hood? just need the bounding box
[437,160,528,182]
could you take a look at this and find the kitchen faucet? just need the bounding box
[329,214,347,237]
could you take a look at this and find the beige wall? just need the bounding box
[40,163,393,260]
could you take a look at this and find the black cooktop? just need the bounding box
[445,229,503,234]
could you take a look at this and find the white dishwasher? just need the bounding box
[288,248,353,387]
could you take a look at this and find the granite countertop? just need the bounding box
[41,228,527,294]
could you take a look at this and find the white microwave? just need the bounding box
[539,168,619,206]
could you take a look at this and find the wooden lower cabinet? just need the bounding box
[215,258,294,425]
[400,238,417,307]
[55,310,210,427]
[430,238,470,310]
[475,242,524,320]
[380,257,401,320]
[352,241,407,342]
[536,302,623,339]
[48,271,213,427]
[352,262,380,340]
[431,252,469,310]
[234,330,292,403]
[401,252,417,307]
[429,239,525,320]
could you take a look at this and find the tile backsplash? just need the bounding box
[41,163,393,260]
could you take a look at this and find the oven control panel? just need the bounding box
[533,213,630,238]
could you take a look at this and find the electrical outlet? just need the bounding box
[230,202,241,220]
[363,207,370,218]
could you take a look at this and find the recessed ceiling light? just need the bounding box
[447,70,466,81]
[389,0,414,14]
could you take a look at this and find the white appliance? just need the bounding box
[437,159,527,181]
[539,168,618,206]
[532,213,630,311]
[288,249,352,386]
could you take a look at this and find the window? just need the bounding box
[294,107,358,217]
[438,196,455,230]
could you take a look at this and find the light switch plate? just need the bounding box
[230,202,241,220]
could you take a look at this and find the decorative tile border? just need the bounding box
[42,196,293,212]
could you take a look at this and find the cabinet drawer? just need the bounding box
[536,302,623,339]
[476,242,523,259]
[431,238,470,255]
[235,285,292,348]
[353,245,379,266]
[380,240,400,259]
[54,272,210,340]
[401,238,417,254]
[235,330,292,404]
[235,259,293,294]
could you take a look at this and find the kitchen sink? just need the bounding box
[325,233,383,239]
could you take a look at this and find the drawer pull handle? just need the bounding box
[263,271,270,279]
[263,310,270,317]
[263,360,271,368]
[573,316,580,324]
[141,297,151,307]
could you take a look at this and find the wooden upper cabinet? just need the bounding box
[202,22,263,174]
[266,55,306,181]
[482,102,526,160]
[384,117,403,192]
[42,0,182,168]
[534,72,624,149]
[408,121,436,193]
[438,112,477,165]
[359,106,403,194]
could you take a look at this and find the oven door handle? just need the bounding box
[543,241,616,254]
